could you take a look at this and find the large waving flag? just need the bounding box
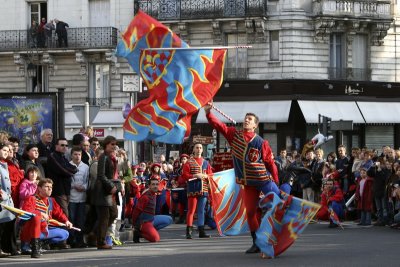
[255,192,321,258]
[208,168,249,236]
[0,203,35,221]
[116,11,226,144]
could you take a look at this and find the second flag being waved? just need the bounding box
[116,11,227,144]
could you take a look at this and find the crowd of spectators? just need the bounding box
[275,145,400,228]
[1,127,400,258]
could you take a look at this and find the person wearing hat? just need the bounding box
[125,165,141,222]
[355,167,374,226]
[181,144,212,239]
[131,177,173,242]
[171,154,189,223]
[315,178,344,228]
[149,163,168,215]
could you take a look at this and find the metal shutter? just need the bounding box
[365,126,394,150]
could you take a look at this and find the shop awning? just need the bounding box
[196,100,292,124]
[92,110,125,125]
[298,100,365,124]
[357,102,400,123]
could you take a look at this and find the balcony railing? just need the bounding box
[0,27,118,52]
[86,97,111,107]
[138,0,267,20]
[328,67,371,81]
[314,0,391,19]
[224,68,248,80]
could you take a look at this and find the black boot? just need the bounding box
[186,226,193,239]
[133,228,141,243]
[198,226,210,238]
[245,232,260,254]
[30,238,41,258]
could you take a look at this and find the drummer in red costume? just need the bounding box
[21,178,73,258]
[181,143,212,239]
[204,103,280,253]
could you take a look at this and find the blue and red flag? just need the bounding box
[0,203,35,221]
[116,11,226,144]
[255,192,321,258]
[208,168,249,236]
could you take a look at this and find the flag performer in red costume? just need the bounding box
[204,102,280,253]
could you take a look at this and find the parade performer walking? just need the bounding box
[181,143,213,239]
[21,178,73,258]
[204,103,280,253]
[132,177,172,243]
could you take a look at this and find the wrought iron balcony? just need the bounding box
[0,27,118,52]
[138,0,267,20]
[313,0,391,19]
[328,67,371,81]
[86,97,111,107]
[224,68,248,80]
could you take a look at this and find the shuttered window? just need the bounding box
[89,0,110,27]
[365,126,394,151]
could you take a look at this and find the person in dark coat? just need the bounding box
[92,136,122,249]
[21,144,46,179]
[367,158,391,226]
[47,138,78,218]
[54,19,69,47]
[36,128,55,176]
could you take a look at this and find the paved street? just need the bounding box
[0,222,398,267]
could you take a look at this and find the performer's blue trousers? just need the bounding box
[40,227,69,244]
[331,201,344,219]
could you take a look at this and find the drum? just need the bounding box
[187,179,203,197]
[171,188,186,203]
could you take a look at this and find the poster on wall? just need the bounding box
[0,93,57,147]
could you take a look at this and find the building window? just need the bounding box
[329,33,346,79]
[269,31,279,61]
[225,33,247,79]
[89,0,110,27]
[29,2,47,26]
[352,34,368,80]
[89,63,110,107]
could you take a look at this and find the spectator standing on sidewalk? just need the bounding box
[47,138,78,217]
[68,147,89,248]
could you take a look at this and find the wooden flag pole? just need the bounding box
[207,102,237,125]
[142,45,252,51]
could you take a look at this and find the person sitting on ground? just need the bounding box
[132,177,173,243]
[315,178,344,228]
[21,178,73,258]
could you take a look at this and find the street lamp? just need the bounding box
[27,63,37,78]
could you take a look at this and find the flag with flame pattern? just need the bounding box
[255,192,321,258]
[208,168,249,236]
[116,11,226,144]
